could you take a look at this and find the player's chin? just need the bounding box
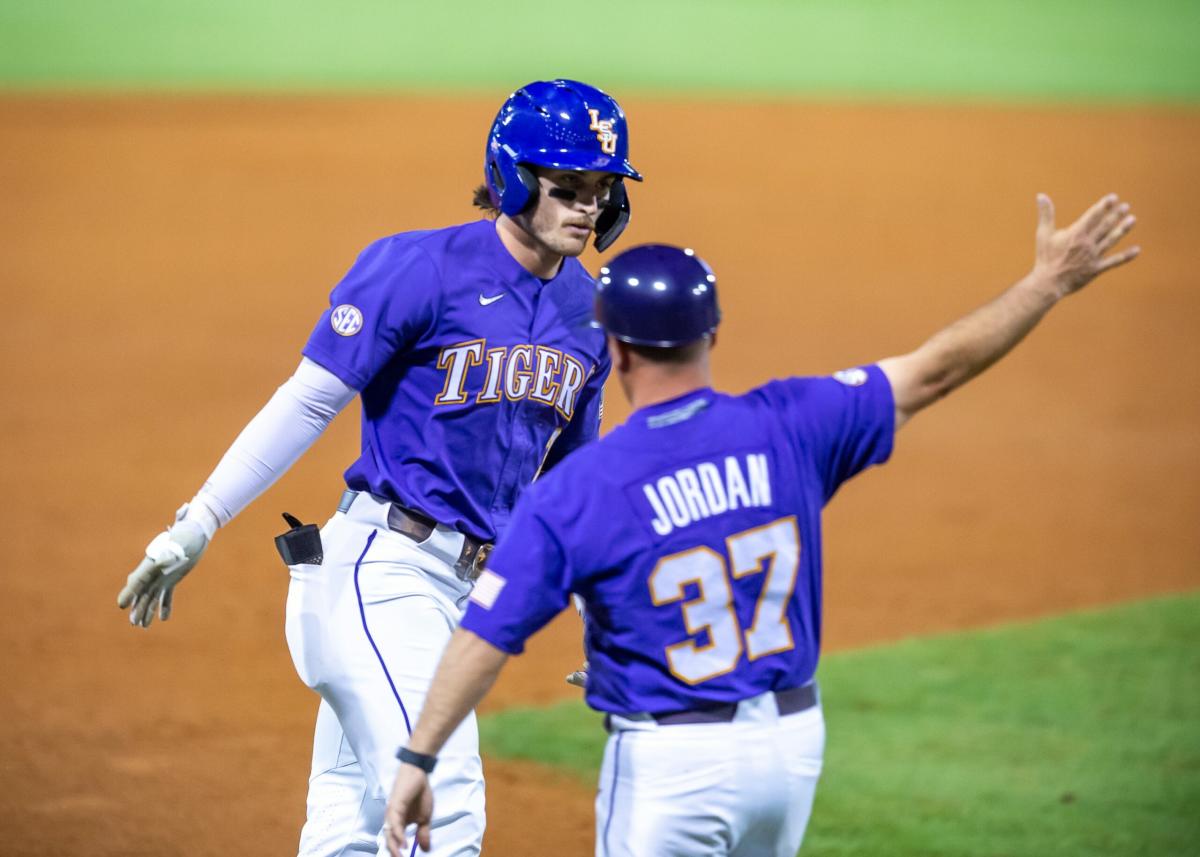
[557,226,593,257]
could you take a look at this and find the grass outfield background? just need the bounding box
[481,593,1200,856]
[2,0,1199,102]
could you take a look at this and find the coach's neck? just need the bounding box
[612,336,716,412]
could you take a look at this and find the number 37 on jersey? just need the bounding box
[649,517,801,685]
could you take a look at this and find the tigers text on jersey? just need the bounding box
[303,219,610,542]
[461,367,895,714]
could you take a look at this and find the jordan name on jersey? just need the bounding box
[644,453,772,536]
[434,340,590,419]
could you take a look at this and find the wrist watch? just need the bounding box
[397,746,438,773]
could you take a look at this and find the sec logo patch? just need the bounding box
[330,304,363,337]
[833,367,868,387]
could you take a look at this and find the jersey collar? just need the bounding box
[633,388,715,429]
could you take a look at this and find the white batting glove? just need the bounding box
[118,504,211,628]
[565,661,589,689]
[568,596,589,688]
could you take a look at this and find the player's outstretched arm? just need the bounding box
[385,629,510,856]
[879,193,1140,430]
[117,357,356,628]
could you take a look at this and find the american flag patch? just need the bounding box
[470,569,507,609]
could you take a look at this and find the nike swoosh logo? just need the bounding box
[479,293,506,306]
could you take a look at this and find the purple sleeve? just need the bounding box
[763,365,895,503]
[302,237,439,390]
[541,348,611,472]
[460,490,574,655]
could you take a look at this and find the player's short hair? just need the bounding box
[473,184,500,217]
[625,338,710,366]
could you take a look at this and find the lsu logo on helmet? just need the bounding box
[588,109,618,155]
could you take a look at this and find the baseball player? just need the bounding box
[381,192,1139,856]
[116,79,642,856]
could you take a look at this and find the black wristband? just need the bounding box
[397,746,438,773]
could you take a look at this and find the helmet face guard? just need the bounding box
[485,80,643,250]
[593,180,629,253]
[595,244,721,347]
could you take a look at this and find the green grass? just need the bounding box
[480,592,1200,856]
[2,1,1199,102]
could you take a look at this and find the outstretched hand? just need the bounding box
[117,504,210,628]
[1034,192,1140,298]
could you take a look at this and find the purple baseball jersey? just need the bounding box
[303,218,610,541]
[462,366,895,714]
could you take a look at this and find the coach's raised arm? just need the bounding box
[879,193,1139,429]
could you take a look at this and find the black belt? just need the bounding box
[609,684,818,729]
[339,490,492,583]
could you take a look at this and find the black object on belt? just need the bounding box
[274,512,324,566]
[642,684,818,727]
[340,490,492,583]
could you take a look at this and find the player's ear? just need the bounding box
[608,336,632,373]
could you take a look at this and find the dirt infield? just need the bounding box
[1,94,1196,855]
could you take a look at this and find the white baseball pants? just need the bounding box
[595,691,825,857]
[285,492,486,857]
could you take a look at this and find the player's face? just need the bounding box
[523,168,616,258]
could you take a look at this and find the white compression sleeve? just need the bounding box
[184,357,357,535]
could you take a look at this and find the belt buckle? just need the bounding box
[455,541,492,583]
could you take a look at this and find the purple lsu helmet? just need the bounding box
[485,79,643,251]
